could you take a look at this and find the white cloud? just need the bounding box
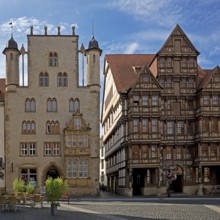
[124,42,139,54]
[0,17,78,37]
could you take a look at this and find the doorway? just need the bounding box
[170,165,183,193]
[46,168,60,179]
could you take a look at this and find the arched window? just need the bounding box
[30,98,36,112]
[47,98,57,112]
[57,72,68,87]
[69,98,74,112]
[49,52,58,67]
[54,53,58,66]
[25,98,31,112]
[49,52,53,66]
[46,121,60,134]
[52,98,57,112]
[22,121,36,134]
[39,72,49,87]
[63,72,67,86]
[75,99,80,112]
[57,73,62,86]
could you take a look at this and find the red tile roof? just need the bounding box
[0,79,5,102]
[105,54,155,93]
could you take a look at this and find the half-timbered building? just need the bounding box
[101,24,220,196]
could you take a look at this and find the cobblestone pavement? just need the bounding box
[1,196,220,219]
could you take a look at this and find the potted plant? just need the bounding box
[45,177,68,215]
[25,182,35,195]
[13,178,25,194]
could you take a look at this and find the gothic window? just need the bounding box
[167,121,174,134]
[46,121,60,134]
[49,52,58,67]
[75,99,79,112]
[39,72,49,87]
[25,98,36,112]
[69,98,74,112]
[22,121,36,134]
[25,98,31,112]
[47,98,57,112]
[57,72,68,87]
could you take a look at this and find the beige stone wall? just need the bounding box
[5,33,100,195]
[0,102,5,189]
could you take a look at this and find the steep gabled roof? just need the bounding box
[0,78,5,102]
[105,54,155,93]
[157,24,200,55]
[197,66,220,90]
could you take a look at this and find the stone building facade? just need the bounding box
[101,25,220,196]
[3,26,101,195]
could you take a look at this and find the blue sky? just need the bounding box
[0,0,220,80]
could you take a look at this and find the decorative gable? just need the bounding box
[158,24,199,56]
[64,112,91,133]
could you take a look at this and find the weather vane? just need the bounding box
[9,22,13,38]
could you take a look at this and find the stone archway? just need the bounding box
[42,163,64,185]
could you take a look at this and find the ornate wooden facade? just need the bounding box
[102,25,220,196]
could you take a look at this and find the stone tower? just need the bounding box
[3,37,20,92]
[86,35,102,88]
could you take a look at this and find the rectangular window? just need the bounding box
[20,168,37,185]
[141,145,148,158]
[151,119,158,132]
[44,142,61,156]
[176,147,182,159]
[177,121,184,134]
[202,118,209,132]
[142,96,148,106]
[213,95,219,105]
[188,100,194,110]
[67,159,77,178]
[166,146,172,159]
[133,95,139,106]
[152,96,158,106]
[133,119,139,132]
[204,167,210,183]
[203,95,210,105]
[20,143,36,156]
[142,119,148,132]
[132,145,139,159]
[167,121,174,134]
